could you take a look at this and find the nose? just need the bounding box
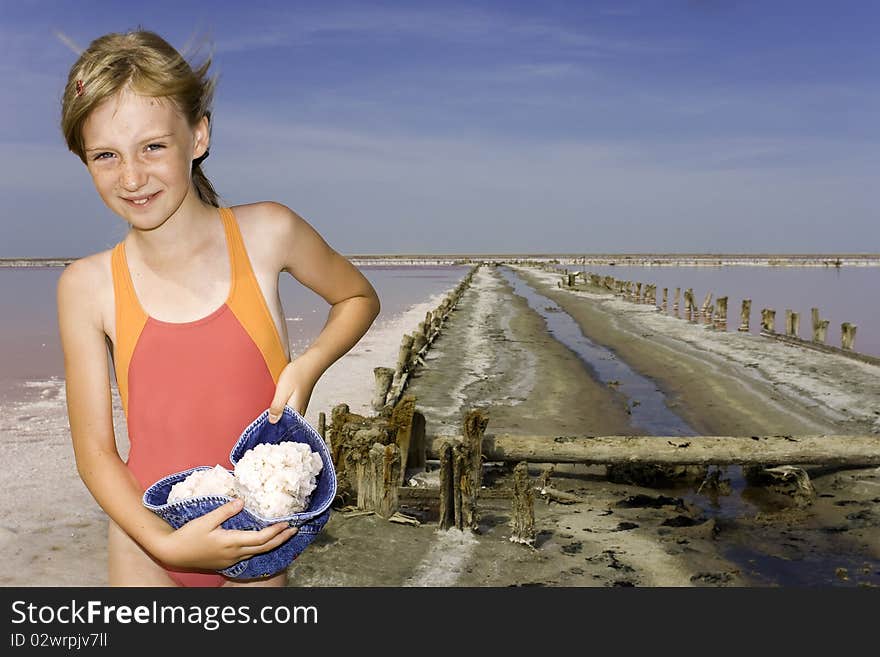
[119,158,147,192]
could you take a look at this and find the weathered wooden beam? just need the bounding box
[438,441,454,530]
[424,434,880,466]
[510,462,536,546]
[391,395,417,486]
[463,409,488,496]
[841,322,858,350]
[452,446,464,529]
[408,410,427,472]
[360,442,401,519]
[371,367,394,411]
[738,299,751,332]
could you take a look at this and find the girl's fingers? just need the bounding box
[223,522,297,547]
[238,526,298,556]
[197,499,244,529]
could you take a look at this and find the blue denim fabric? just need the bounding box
[143,406,337,579]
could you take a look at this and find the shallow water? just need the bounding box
[724,543,880,587]
[499,266,696,436]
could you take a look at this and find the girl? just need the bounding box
[56,30,380,587]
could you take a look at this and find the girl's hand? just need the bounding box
[154,499,298,570]
[267,358,318,421]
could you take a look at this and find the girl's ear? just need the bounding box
[192,115,210,160]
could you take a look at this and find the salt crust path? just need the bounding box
[418,266,536,429]
[0,282,462,586]
[405,528,480,587]
[515,266,880,435]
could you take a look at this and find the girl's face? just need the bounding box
[81,87,209,227]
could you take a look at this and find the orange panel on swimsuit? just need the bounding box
[110,207,289,587]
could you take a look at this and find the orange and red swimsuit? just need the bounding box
[110,207,289,587]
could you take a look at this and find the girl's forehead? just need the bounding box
[83,89,183,143]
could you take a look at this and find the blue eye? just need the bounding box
[93,152,113,161]
[146,143,165,152]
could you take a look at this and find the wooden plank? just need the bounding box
[425,433,880,466]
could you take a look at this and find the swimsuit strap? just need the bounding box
[221,207,290,383]
[110,242,148,415]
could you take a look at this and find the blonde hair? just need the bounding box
[60,30,220,207]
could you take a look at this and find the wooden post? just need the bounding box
[391,395,417,485]
[703,303,714,326]
[438,441,454,530]
[700,292,713,317]
[408,411,427,472]
[366,443,401,519]
[318,412,327,444]
[329,403,350,469]
[685,288,694,321]
[460,409,489,531]
[635,282,642,302]
[812,308,830,344]
[761,308,776,333]
[841,322,857,350]
[371,367,395,411]
[411,330,427,361]
[715,296,728,330]
[739,299,751,332]
[673,287,681,314]
[396,334,414,373]
[510,462,536,546]
[389,334,415,401]
[452,446,463,529]
[785,310,799,338]
[352,427,389,507]
[662,287,668,312]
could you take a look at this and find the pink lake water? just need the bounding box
[0,265,470,399]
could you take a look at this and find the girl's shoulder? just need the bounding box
[57,248,117,336]
[228,200,301,233]
[227,201,307,271]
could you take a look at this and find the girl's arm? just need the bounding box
[57,259,295,571]
[263,202,382,418]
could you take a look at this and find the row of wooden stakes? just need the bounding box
[558,269,875,365]
[370,265,480,412]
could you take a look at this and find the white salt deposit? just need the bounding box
[234,442,324,518]
[167,465,238,503]
[163,444,324,519]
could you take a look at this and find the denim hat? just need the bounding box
[143,406,337,579]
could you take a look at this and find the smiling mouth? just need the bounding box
[123,191,160,207]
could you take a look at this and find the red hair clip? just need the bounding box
[75,79,85,97]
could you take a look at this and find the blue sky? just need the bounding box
[1,0,878,256]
